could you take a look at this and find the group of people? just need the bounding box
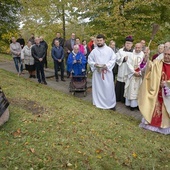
[88,34,170,135]
[9,32,92,84]
[10,35,48,84]
[9,33,170,135]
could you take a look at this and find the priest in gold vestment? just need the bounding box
[138,48,170,135]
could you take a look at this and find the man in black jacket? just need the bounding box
[40,36,48,68]
[16,34,25,49]
[31,37,47,85]
[51,32,64,47]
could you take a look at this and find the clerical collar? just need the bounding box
[123,48,133,52]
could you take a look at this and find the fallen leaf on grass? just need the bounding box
[66,162,72,167]
[77,151,82,154]
[96,155,102,159]
[24,142,29,145]
[95,149,103,154]
[132,152,137,158]
[13,128,21,137]
[30,148,35,153]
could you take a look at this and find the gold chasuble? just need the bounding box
[138,59,170,129]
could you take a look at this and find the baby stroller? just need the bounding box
[69,73,87,97]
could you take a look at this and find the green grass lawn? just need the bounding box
[0,69,170,170]
[0,53,12,62]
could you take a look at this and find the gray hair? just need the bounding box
[158,44,164,49]
[73,44,79,49]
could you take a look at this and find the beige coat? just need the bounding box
[21,45,34,65]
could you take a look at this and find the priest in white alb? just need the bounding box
[124,43,144,111]
[115,36,134,103]
[88,34,116,110]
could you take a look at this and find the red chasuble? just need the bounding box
[151,63,170,127]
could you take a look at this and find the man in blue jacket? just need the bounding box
[51,40,65,82]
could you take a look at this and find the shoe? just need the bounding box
[61,79,66,82]
[130,107,135,111]
[136,106,140,111]
[56,79,59,82]
[43,81,47,85]
[67,72,70,78]
[110,107,116,111]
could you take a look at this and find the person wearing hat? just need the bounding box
[115,36,134,103]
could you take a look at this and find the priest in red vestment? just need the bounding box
[138,48,170,135]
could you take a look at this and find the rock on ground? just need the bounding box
[0,108,9,126]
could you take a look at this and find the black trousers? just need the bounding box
[54,60,64,80]
[35,62,46,83]
[115,81,125,103]
[44,54,48,68]
[65,52,70,77]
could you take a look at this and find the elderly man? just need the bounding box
[31,37,47,85]
[156,42,170,60]
[10,37,23,75]
[124,43,144,111]
[138,48,170,135]
[88,34,116,110]
[152,44,165,61]
[67,45,86,76]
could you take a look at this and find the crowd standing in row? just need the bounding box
[9,33,170,135]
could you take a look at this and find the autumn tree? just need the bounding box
[1,0,170,52]
[0,0,21,52]
[75,0,170,47]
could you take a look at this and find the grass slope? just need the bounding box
[0,69,170,170]
[0,53,12,62]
